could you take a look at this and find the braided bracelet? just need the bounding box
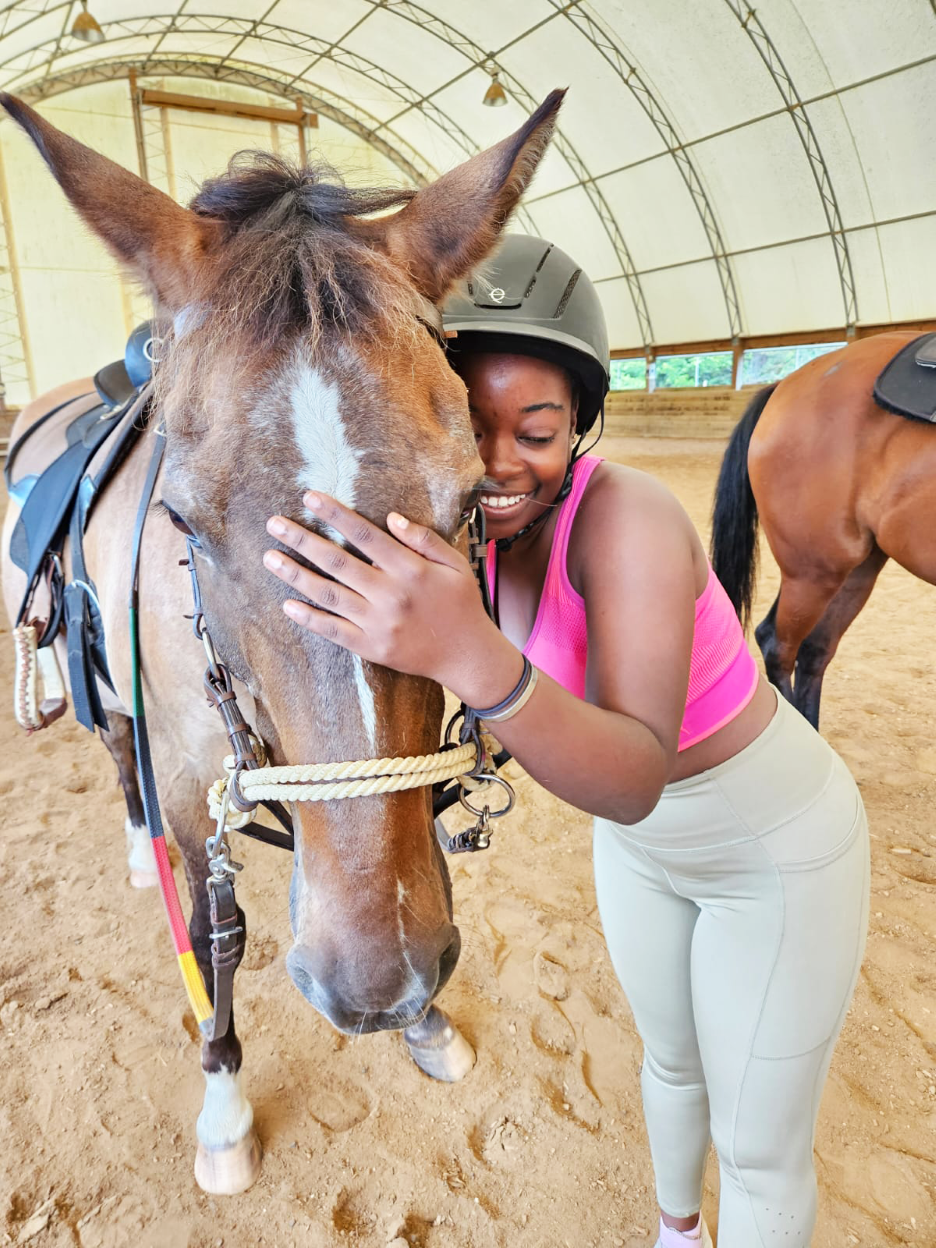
[469,656,539,724]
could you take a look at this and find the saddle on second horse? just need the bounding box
[872,331,936,423]
[6,322,157,732]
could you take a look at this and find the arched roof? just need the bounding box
[1,0,934,351]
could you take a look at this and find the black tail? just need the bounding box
[710,384,777,630]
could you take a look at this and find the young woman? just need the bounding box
[263,236,869,1248]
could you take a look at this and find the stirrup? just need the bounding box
[13,624,67,733]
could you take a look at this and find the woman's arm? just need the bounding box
[264,477,697,824]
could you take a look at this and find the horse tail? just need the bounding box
[710,383,778,631]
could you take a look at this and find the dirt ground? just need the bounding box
[1,435,934,1248]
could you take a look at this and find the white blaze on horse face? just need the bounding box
[288,355,378,747]
[196,1067,253,1150]
[289,357,361,518]
[352,655,377,751]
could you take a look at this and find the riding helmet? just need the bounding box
[442,234,610,435]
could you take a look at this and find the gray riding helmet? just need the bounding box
[443,234,610,435]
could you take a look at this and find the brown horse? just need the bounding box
[711,331,936,728]
[0,89,562,1193]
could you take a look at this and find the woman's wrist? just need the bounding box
[438,622,526,710]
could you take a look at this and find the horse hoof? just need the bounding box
[194,1129,262,1195]
[129,868,159,889]
[403,1006,476,1083]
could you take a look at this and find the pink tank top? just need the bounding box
[486,454,759,751]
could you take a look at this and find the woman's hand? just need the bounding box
[264,491,517,696]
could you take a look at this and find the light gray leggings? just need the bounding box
[594,690,869,1247]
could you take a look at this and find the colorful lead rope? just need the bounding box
[129,429,214,1033]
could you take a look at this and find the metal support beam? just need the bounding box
[722,0,859,331]
[0,138,34,412]
[555,0,743,343]
[0,14,466,180]
[363,0,654,348]
[14,58,435,189]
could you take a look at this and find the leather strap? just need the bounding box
[207,876,242,1042]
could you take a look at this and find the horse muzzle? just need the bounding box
[285,925,461,1033]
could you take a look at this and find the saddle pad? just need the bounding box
[873,332,936,423]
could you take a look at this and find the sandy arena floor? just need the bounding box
[1,436,934,1248]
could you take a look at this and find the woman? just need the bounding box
[263,236,869,1247]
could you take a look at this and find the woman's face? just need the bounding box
[457,352,578,542]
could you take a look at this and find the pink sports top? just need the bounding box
[486,454,759,751]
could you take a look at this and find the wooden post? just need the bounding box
[129,70,148,182]
[731,340,742,389]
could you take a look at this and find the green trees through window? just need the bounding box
[738,343,846,385]
[608,343,847,391]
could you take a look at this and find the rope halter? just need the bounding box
[207,733,508,828]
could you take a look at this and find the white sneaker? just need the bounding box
[653,1217,714,1248]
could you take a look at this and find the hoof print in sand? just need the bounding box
[308,1080,372,1132]
[534,950,570,1001]
[530,1001,577,1055]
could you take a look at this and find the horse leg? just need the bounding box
[404,1005,476,1081]
[754,595,787,699]
[793,548,888,729]
[99,711,157,888]
[754,572,845,713]
[162,781,261,1195]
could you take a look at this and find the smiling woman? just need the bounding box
[264,233,871,1248]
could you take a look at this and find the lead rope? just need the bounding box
[129,429,215,1035]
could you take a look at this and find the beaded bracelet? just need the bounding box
[469,656,539,724]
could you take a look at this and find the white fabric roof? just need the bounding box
[1,0,934,351]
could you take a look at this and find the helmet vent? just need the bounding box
[524,245,553,299]
[553,269,582,317]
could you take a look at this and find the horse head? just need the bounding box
[1,90,562,1034]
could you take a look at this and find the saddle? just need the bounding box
[872,332,936,423]
[6,323,157,732]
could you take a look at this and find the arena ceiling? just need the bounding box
[0,0,934,353]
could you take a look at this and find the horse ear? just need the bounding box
[370,88,565,303]
[0,93,216,310]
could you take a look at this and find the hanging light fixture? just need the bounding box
[71,1,105,45]
[483,65,507,108]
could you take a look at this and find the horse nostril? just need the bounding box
[436,929,461,992]
[285,944,322,1005]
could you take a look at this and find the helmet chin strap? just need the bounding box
[493,457,575,553]
[493,402,605,554]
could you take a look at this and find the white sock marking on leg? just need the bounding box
[196,1067,253,1150]
[124,816,156,875]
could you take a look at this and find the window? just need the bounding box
[652,352,733,389]
[609,358,647,390]
[739,343,846,386]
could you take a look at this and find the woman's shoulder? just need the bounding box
[568,458,702,591]
[576,458,689,528]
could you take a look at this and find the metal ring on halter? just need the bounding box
[228,766,258,814]
[196,616,222,682]
[458,773,515,819]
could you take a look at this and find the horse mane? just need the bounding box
[187,150,418,349]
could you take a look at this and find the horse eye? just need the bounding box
[161,503,199,542]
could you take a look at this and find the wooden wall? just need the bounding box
[604,387,755,439]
